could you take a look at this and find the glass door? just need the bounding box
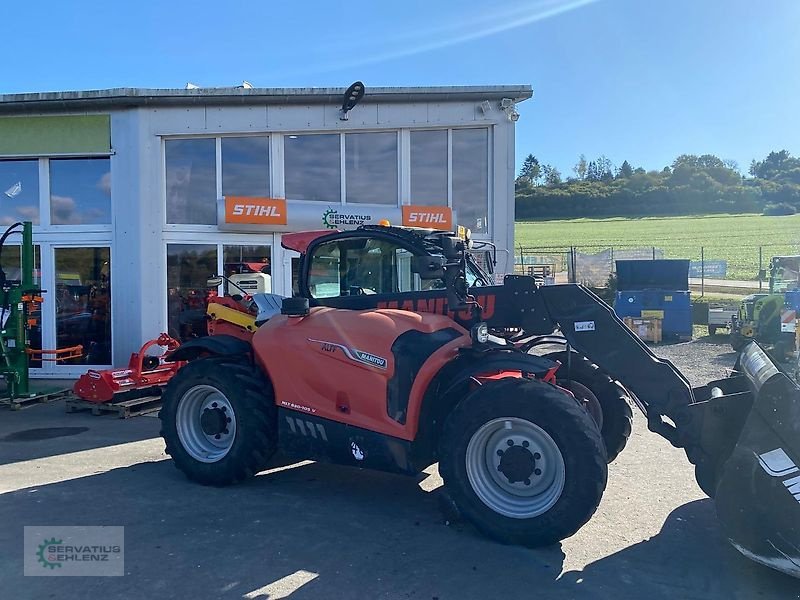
[52,246,112,368]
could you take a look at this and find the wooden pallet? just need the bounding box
[1,388,72,411]
[65,395,162,419]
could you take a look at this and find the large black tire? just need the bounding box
[541,351,634,463]
[439,378,607,547]
[159,357,277,486]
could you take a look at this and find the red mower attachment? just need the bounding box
[73,334,185,403]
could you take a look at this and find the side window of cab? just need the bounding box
[306,236,444,299]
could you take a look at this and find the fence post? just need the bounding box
[570,246,576,283]
[701,246,704,298]
[652,246,656,260]
[758,246,763,291]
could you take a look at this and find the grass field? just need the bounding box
[515,213,800,281]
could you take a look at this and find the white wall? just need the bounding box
[108,98,517,359]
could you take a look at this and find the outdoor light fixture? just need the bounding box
[339,81,365,121]
[478,100,492,115]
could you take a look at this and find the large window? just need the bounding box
[0,160,40,225]
[50,158,111,225]
[345,132,398,205]
[223,244,272,295]
[166,139,216,225]
[167,244,217,341]
[222,137,270,198]
[452,129,489,234]
[54,247,111,365]
[284,134,340,202]
[410,130,447,206]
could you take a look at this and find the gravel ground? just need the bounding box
[651,336,738,386]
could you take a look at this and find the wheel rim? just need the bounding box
[176,385,237,463]
[465,417,565,519]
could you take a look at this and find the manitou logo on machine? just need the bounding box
[758,448,800,504]
[224,197,287,225]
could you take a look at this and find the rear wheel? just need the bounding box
[439,378,607,547]
[541,351,634,462]
[160,357,277,486]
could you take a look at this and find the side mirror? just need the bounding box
[206,276,223,288]
[412,255,445,280]
[484,250,494,274]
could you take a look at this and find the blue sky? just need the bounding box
[4,0,799,177]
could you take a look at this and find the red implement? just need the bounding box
[73,334,186,403]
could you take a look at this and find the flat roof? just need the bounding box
[0,85,533,113]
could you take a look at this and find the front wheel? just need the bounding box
[160,357,277,486]
[439,378,607,547]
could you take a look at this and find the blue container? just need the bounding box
[614,260,692,339]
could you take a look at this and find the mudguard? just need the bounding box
[166,334,252,362]
[713,343,800,577]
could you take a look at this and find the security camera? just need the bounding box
[500,98,520,122]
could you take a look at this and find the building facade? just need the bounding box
[0,85,531,377]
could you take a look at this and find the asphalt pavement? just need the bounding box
[0,341,798,599]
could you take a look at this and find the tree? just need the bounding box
[617,160,634,179]
[541,164,562,186]
[518,154,541,184]
[723,158,740,174]
[750,150,800,181]
[573,154,588,180]
[596,155,615,181]
[586,161,599,181]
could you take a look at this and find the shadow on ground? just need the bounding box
[1,457,797,600]
[0,400,160,465]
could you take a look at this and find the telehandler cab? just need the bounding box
[160,225,800,578]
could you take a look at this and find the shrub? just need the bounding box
[762,202,797,216]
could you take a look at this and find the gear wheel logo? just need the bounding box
[322,208,337,229]
[36,537,63,569]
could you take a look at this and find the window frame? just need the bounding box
[0,155,114,233]
[161,125,492,237]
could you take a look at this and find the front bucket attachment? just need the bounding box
[713,343,800,577]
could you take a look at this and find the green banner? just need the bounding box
[0,115,110,156]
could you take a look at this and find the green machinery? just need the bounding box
[0,221,43,399]
[731,255,800,358]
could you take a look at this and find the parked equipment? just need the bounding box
[0,221,81,403]
[614,259,692,340]
[73,334,184,403]
[158,225,800,578]
[732,256,800,358]
[708,303,738,336]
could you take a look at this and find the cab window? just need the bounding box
[307,237,443,298]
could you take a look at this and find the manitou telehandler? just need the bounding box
[160,225,800,578]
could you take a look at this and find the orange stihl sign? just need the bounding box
[402,206,452,230]
[225,197,287,225]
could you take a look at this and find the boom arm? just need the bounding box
[534,284,697,446]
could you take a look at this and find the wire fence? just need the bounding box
[513,244,790,291]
